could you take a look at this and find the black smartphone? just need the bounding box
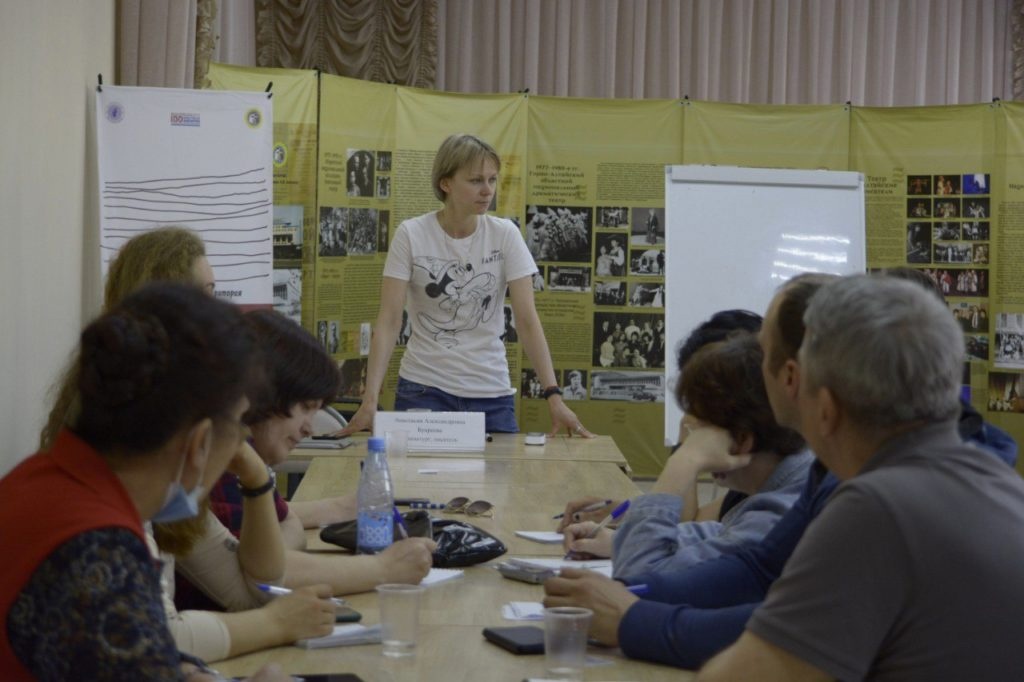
[335,606,362,623]
[291,676,366,682]
[394,497,430,506]
[482,625,545,655]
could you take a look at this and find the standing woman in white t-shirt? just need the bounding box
[340,134,592,437]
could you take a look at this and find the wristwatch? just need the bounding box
[541,386,563,400]
[239,466,276,498]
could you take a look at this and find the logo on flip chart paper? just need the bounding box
[245,109,262,129]
[170,112,200,127]
[105,103,125,123]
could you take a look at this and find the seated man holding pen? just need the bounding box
[544,272,1018,669]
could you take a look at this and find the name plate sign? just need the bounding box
[373,411,486,452]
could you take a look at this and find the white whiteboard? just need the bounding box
[663,165,866,445]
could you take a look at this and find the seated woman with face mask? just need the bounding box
[0,284,332,680]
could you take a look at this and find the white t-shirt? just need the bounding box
[383,212,537,397]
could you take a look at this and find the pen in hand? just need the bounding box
[564,499,631,560]
[552,498,613,520]
[257,583,348,607]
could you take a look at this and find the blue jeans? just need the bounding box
[393,377,519,433]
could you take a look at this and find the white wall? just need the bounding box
[0,1,115,474]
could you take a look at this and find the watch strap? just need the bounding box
[541,386,563,400]
[239,467,276,498]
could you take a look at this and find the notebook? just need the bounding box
[514,530,564,544]
[420,567,463,586]
[295,623,382,649]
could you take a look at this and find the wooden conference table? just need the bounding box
[289,433,634,476]
[216,443,691,681]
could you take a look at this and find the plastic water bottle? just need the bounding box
[357,436,394,554]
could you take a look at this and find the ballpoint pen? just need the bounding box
[392,505,410,539]
[257,584,349,607]
[552,498,613,520]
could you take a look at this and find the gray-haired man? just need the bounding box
[700,274,1024,681]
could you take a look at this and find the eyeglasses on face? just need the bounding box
[443,496,494,517]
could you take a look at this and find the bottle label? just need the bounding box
[357,510,393,553]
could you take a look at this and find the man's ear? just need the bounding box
[181,418,213,488]
[782,359,800,398]
[816,387,841,438]
[734,433,756,455]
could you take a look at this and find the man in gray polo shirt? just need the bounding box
[699,274,1024,681]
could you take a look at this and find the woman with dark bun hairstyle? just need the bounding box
[0,284,323,681]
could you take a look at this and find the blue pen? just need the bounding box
[626,583,649,597]
[392,506,410,539]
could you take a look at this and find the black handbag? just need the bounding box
[319,510,507,568]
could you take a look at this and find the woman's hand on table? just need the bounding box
[377,537,437,584]
[262,584,336,643]
[334,402,375,436]
[561,521,614,559]
[555,497,621,532]
[546,395,594,438]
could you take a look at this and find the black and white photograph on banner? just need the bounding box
[932,242,972,264]
[548,266,592,292]
[923,268,988,297]
[905,222,930,263]
[933,197,960,218]
[327,321,340,354]
[630,248,664,276]
[995,312,1024,369]
[934,174,960,195]
[525,205,593,262]
[376,175,391,200]
[962,173,989,194]
[628,282,665,308]
[596,206,630,228]
[907,198,931,218]
[345,208,378,255]
[631,207,664,245]
[966,335,989,362]
[378,210,390,253]
[272,268,301,324]
[988,371,1024,413]
[500,304,518,343]
[933,222,960,241]
[318,206,347,257]
[337,357,368,403]
[532,268,546,292]
[973,243,989,264]
[592,312,665,369]
[377,151,392,172]
[272,204,303,261]
[962,221,989,240]
[346,149,375,197]
[906,175,932,195]
[316,320,329,348]
[594,280,626,306]
[950,301,988,333]
[594,233,626,276]
[965,197,990,219]
[590,370,665,403]
[561,369,588,400]
[520,368,559,399]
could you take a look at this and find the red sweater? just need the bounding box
[0,430,144,680]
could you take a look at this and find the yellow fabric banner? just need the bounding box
[684,101,849,170]
[523,96,682,475]
[207,64,319,327]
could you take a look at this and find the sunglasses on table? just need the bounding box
[408,497,494,517]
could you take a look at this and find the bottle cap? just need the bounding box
[368,436,386,451]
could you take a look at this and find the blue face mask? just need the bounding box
[152,452,204,524]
